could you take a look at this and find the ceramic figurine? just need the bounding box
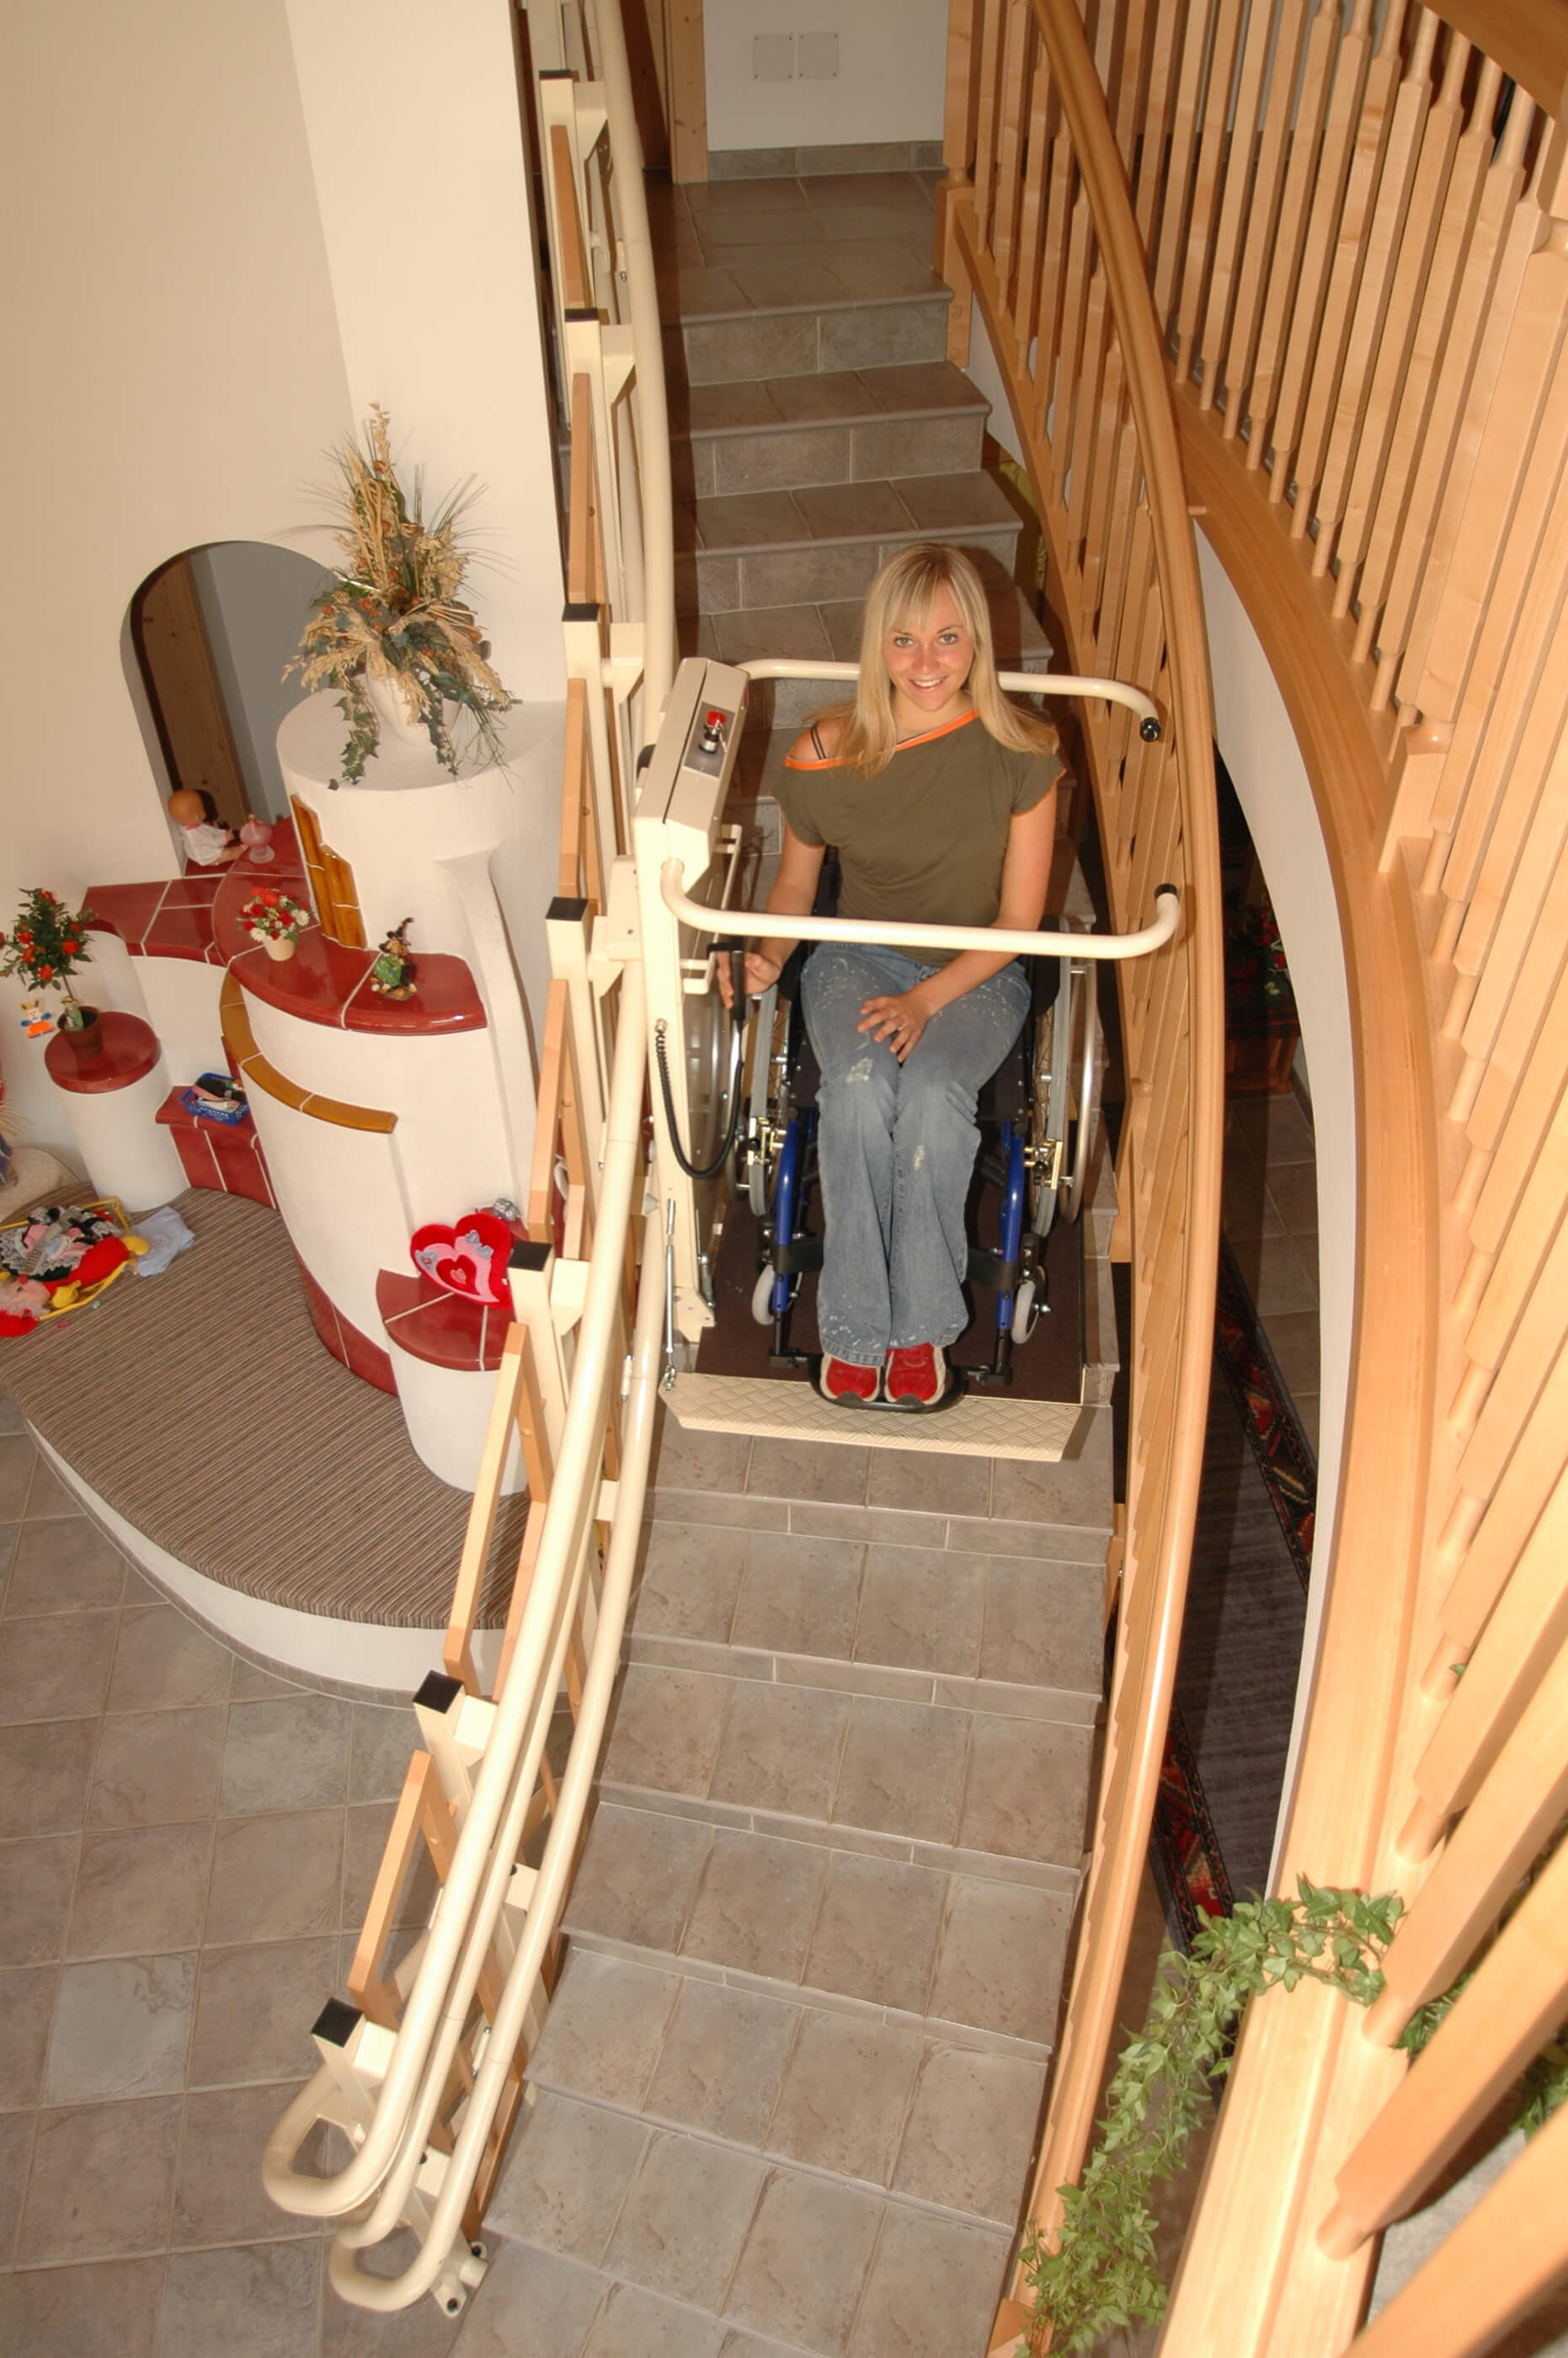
[369,918,416,1000]
[169,788,243,867]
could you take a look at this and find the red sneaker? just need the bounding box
[821,1353,880,1405]
[885,1342,947,1407]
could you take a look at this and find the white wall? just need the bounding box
[705,0,947,151]
[189,544,334,824]
[0,0,564,1167]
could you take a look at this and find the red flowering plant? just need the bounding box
[239,886,312,946]
[0,888,100,1029]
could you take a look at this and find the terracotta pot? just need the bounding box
[60,1008,102,1059]
[261,934,297,963]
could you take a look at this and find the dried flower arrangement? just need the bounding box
[240,887,312,945]
[0,889,100,1028]
[285,407,510,785]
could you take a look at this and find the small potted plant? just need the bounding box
[0,889,102,1054]
[240,886,312,962]
[285,405,511,785]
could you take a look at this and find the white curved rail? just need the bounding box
[737,658,1164,737]
[660,868,1181,962]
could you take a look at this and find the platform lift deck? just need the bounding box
[628,655,1177,1470]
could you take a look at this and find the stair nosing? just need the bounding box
[682,396,988,444]
[621,1628,1101,1729]
[666,283,952,329]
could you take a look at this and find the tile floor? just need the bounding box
[1219,1085,1320,1453]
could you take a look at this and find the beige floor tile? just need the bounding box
[1220,1154,1281,1241]
[855,1546,984,1678]
[603,1664,731,1799]
[0,2110,34,2266]
[316,2224,467,2356]
[0,1964,59,2107]
[680,1827,829,1981]
[891,2043,1046,2223]
[929,1878,1072,2045]
[449,2242,605,2358]
[565,1806,712,1955]
[1227,1091,1315,1165]
[745,1437,869,1505]
[0,1834,78,1965]
[831,1695,968,1843]
[187,1936,339,2087]
[0,1718,98,1838]
[607,2128,767,2307]
[172,2079,317,2249]
[87,1704,226,1828]
[344,1703,419,1805]
[0,1438,35,1521]
[160,2238,320,2358]
[712,427,852,500]
[0,2254,164,2358]
[651,1415,750,1496]
[643,1978,800,2147]
[1230,1229,1319,1315]
[723,2168,883,2354]
[766,2009,922,2185]
[709,1679,850,1820]
[66,1822,211,1958]
[531,1951,683,2113]
[485,2090,648,2264]
[1259,1309,1320,1396]
[864,1446,990,1518]
[220,1694,350,1817]
[1264,1158,1320,1235]
[630,1523,749,1646]
[205,1808,344,1945]
[17,2093,180,2265]
[803,1851,947,2014]
[729,1530,862,1662]
[0,1608,118,1722]
[978,1560,1101,1695]
[107,1603,231,1714]
[582,2283,725,2358]
[21,1456,77,1519]
[792,478,913,542]
[845,2203,1009,2358]
[5,1516,126,1616]
[44,1952,196,2103]
[957,1714,1094,1864]
[989,1406,1112,1528]
[230,1659,307,1700]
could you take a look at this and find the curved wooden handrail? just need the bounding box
[943,0,1226,2317]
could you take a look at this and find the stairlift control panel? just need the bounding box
[632,658,753,1338]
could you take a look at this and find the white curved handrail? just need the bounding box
[737,658,1165,737]
[660,866,1180,962]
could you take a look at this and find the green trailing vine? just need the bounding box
[1020,1879,1568,2355]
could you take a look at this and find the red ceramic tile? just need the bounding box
[142,903,219,963]
[338,1314,397,1395]
[234,933,486,1037]
[164,872,227,905]
[85,883,166,952]
[344,953,486,1035]
[376,1268,491,1371]
[293,1253,344,1366]
[209,1130,272,1207]
[211,851,311,963]
[44,1011,159,1095]
[173,1128,221,1190]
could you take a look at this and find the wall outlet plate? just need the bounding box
[752,33,794,82]
[797,31,840,78]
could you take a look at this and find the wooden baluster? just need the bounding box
[1067,260,1115,578]
[1459,842,1568,1144]
[1288,0,1413,541]
[1051,183,1100,508]
[1032,102,1079,441]
[1128,0,1187,253]
[1465,994,1568,1290]
[1241,0,1345,466]
[1331,26,1469,611]
[1010,20,1054,355]
[1149,0,1214,332]
[1192,0,1276,408]
[1356,58,1507,671]
[1266,0,1377,500]
[1447,602,1568,984]
[549,124,592,310]
[991,0,1033,298]
[936,0,985,361]
[1171,0,1246,385]
[972,0,1008,253]
[1213,0,1309,438]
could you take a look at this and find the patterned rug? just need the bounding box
[1150,1235,1316,1945]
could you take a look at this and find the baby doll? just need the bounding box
[168,788,244,868]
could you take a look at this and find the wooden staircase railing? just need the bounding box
[942,0,1568,2350]
[935,4,1226,2347]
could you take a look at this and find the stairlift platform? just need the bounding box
[669,1370,1090,1459]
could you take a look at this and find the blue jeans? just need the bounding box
[800,944,1032,1363]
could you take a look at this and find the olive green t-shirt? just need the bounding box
[776,710,1059,966]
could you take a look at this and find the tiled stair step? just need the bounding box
[664,284,952,390]
[679,362,987,500]
[626,1519,1103,1729]
[683,471,1024,620]
[647,1408,1116,1559]
[525,1948,1045,2233]
[596,1658,1094,1893]
[562,1802,1075,2061]
[485,2083,1012,2358]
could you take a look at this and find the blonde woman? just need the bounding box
[723,544,1063,1406]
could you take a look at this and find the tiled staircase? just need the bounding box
[484,1420,1112,2355]
[477,163,1105,2358]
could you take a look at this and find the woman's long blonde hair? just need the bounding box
[824,543,1060,777]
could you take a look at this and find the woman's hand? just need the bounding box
[857,986,932,1062]
[717,949,783,1009]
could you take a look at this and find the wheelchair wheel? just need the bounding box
[750,1267,776,1325]
[1011,1276,1039,1345]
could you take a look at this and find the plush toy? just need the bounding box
[0,1275,51,1336]
[0,1202,148,1330]
[369,918,416,999]
[18,998,53,1038]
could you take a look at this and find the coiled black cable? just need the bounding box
[654,946,748,1182]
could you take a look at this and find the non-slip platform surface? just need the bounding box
[0,1190,524,1629]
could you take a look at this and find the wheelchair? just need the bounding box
[729,922,1104,1388]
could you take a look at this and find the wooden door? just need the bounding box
[134,553,249,832]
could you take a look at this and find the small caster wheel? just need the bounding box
[1011,1278,1042,1345]
[751,1267,777,1326]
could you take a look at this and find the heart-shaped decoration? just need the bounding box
[409,1209,515,1307]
